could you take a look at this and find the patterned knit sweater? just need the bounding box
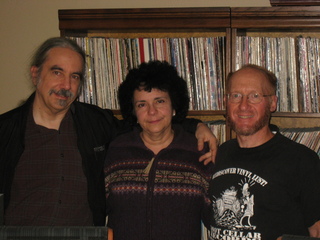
[104,125,214,240]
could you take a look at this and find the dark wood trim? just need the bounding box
[231,6,320,28]
[188,110,226,116]
[272,112,320,118]
[59,7,231,34]
[270,0,320,6]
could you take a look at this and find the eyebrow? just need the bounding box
[50,65,83,77]
[134,96,168,103]
[50,65,63,71]
[135,99,146,102]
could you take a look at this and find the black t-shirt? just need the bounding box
[207,131,320,240]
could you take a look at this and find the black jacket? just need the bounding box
[0,93,123,226]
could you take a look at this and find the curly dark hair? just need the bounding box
[118,60,190,125]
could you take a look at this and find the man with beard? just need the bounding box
[0,37,217,226]
[207,64,320,240]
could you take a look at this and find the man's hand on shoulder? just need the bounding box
[195,122,218,165]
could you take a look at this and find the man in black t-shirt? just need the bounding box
[207,64,320,240]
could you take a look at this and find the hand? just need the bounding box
[309,220,320,238]
[196,122,218,165]
[108,228,114,240]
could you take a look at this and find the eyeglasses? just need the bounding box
[226,92,273,104]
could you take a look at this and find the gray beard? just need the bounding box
[227,107,271,136]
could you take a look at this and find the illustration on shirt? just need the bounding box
[209,168,268,239]
[213,180,256,231]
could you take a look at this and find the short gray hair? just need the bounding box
[226,64,277,95]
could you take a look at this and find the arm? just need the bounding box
[309,220,320,238]
[196,122,218,165]
[180,117,218,164]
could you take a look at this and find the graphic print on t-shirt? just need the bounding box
[209,167,268,240]
[215,183,255,229]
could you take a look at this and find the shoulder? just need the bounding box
[0,100,31,149]
[73,101,114,118]
[0,100,30,129]
[0,93,33,122]
[72,101,120,128]
[172,124,204,150]
[276,132,318,159]
[215,139,238,162]
[0,106,23,121]
[219,139,238,151]
[266,133,319,171]
[108,127,140,147]
[270,124,317,158]
[174,125,197,142]
[0,108,21,139]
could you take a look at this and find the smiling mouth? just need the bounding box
[238,115,253,119]
[55,93,68,99]
[148,119,160,124]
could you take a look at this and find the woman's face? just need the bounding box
[133,88,174,136]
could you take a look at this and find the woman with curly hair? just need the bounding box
[104,60,214,240]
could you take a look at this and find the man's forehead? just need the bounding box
[44,48,84,68]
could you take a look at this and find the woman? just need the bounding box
[104,60,213,240]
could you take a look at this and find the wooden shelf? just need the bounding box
[60,7,320,143]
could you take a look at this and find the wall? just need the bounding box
[0,0,270,114]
